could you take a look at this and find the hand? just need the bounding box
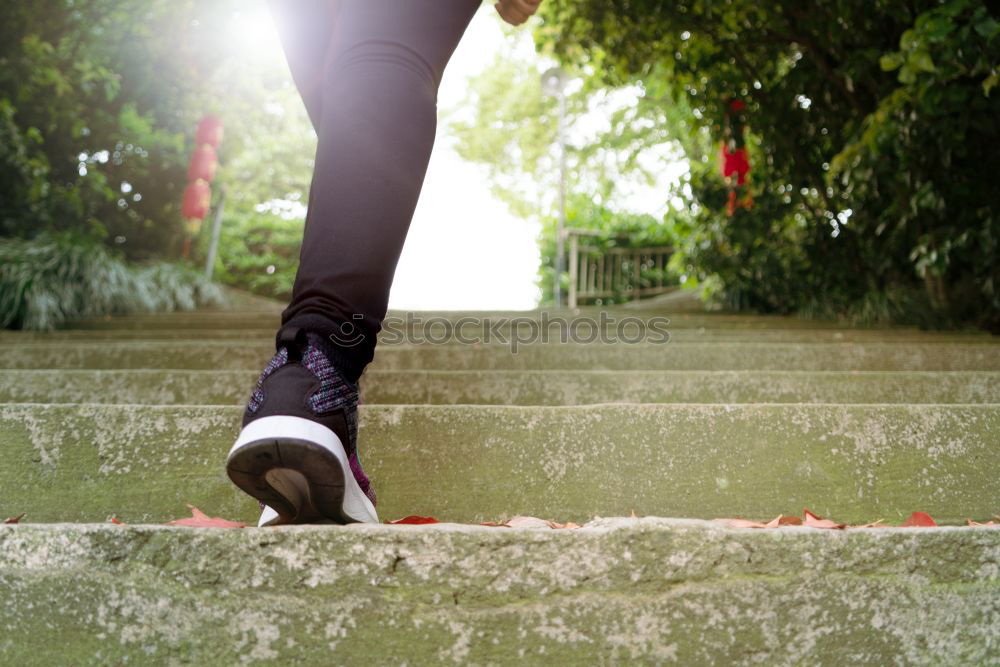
[495,0,542,26]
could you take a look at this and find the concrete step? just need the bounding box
[2,403,996,525]
[4,326,996,344]
[3,369,1000,405]
[65,308,906,331]
[4,339,999,371]
[1,521,997,664]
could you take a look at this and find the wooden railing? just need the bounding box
[566,229,674,308]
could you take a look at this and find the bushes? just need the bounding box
[0,234,224,330]
[208,212,302,301]
[537,0,1000,329]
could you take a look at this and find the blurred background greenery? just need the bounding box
[1,0,997,330]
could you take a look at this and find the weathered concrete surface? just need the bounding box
[1,520,997,665]
[2,403,997,525]
[3,368,1000,406]
[67,305,997,334]
[3,325,996,344]
[66,308,863,330]
[4,340,999,371]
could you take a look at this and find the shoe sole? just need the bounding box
[226,415,379,525]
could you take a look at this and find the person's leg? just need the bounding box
[279,0,480,381]
[228,0,478,526]
[267,0,339,134]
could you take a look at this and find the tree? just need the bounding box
[530,0,999,327]
[0,0,316,264]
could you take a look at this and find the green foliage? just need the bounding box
[832,0,1000,325]
[532,0,999,328]
[0,234,224,330]
[209,213,302,301]
[0,0,236,257]
[0,0,317,269]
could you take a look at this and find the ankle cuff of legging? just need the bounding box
[277,316,373,383]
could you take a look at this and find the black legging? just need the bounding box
[269,0,480,381]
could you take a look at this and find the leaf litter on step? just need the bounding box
[714,509,981,529]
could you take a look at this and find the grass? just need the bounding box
[0,234,225,330]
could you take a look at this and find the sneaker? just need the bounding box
[226,326,378,526]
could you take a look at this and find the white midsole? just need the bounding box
[258,504,280,527]
[229,415,379,524]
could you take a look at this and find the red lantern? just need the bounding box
[195,115,224,148]
[721,144,750,186]
[719,97,753,216]
[181,180,212,220]
[187,144,218,182]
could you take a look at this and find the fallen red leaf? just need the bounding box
[803,509,845,530]
[719,510,998,530]
[389,515,440,525]
[900,511,937,527]
[110,517,125,525]
[3,513,25,524]
[164,504,246,528]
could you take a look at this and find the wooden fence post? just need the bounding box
[568,234,579,309]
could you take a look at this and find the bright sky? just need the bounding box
[391,7,541,310]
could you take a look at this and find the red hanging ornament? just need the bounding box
[195,115,224,148]
[180,115,224,258]
[721,144,750,186]
[720,97,753,215]
[181,180,211,221]
[187,144,218,182]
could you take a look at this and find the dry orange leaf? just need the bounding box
[764,515,803,528]
[164,504,246,528]
[720,515,802,529]
[966,519,996,527]
[803,509,845,530]
[3,513,25,524]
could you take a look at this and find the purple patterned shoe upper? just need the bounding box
[245,333,376,506]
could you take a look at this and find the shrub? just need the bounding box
[208,212,302,301]
[0,233,224,330]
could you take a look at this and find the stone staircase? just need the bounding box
[1,291,998,664]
